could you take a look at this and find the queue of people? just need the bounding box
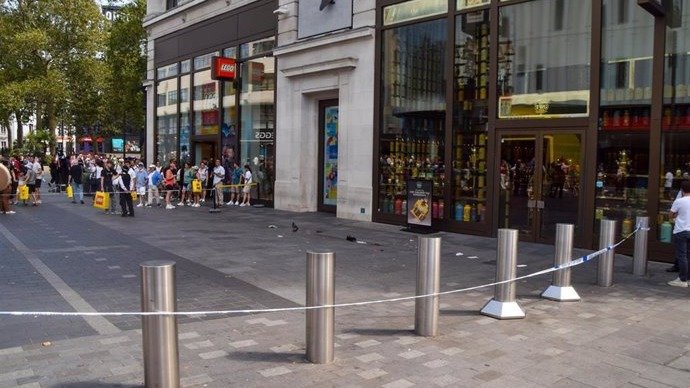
[0,153,256,216]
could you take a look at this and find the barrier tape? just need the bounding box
[0,185,258,197]
[0,227,647,317]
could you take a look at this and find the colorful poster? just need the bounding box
[407,180,433,227]
[323,106,338,206]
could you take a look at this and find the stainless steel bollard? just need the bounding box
[141,261,180,388]
[597,220,617,287]
[415,236,441,337]
[306,251,335,364]
[633,216,649,276]
[541,224,580,301]
[480,229,525,319]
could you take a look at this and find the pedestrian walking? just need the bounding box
[668,180,690,288]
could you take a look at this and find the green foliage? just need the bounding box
[0,0,146,147]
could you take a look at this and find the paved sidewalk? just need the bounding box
[1,197,689,387]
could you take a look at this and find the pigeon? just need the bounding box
[292,222,299,232]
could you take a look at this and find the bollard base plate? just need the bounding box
[480,299,525,320]
[541,285,581,302]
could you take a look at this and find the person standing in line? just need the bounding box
[197,160,208,204]
[113,161,135,217]
[68,159,85,204]
[668,180,690,287]
[212,159,225,206]
[227,161,242,206]
[24,163,38,206]
[32,156,43,204]
[146,165,162,207]
[163,160,177,209]
[100,160,117,214]
[135,163,148,207]
[239,164,252,207]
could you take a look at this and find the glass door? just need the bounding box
[498,132,583,242]
[318,100,339,213]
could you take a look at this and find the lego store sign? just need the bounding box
[211,56,236,81]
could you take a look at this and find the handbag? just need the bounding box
[66,185,74,199]
[131,191,138,201]
[93,191,110,210]
[192,179,202,193]
[19,185,29,200]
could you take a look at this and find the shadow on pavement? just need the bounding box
[52,383,141,388]
[344,328,413,337]
[440,309,480,316]
[227,351,306,363]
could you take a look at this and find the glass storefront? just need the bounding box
[154,39,276,203]
[497,0,592,119]
[379,18,447,217]
[156,77,178,163]
[659,0,690,242]
[595,0,654,237]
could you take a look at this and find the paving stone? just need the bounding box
[179,331,201,340]
[357,368,388,380]
[229,339,257,348]
[382,379,415,388]
[180,374,214,387]
[259,366,292,377]
[184,340,214,350]
[355,340,381,348]
[439,347,464,356]
[355,353,385,363]
[398,350,425,359]
[198,350,228,360]
[432,374,461,387]
[423,359,449,369]
[99,336,130,345]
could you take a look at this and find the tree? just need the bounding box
[101,0,147,139]
[0,0,106,149]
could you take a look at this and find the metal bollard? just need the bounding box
[306,251,335,364]
[633,216,649,276]
[541,224,580,301]
[415,235,441,337]
[141,261,180,388]
[597,220,617,287]
[480,229,525,319]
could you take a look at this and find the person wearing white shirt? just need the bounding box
[212,159,225,206]
[240,164,252,207]
[665,171,674,199]
[668,180,690,287]
[32,157,43,204]
[113,160,135,217]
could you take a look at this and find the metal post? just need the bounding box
[306,251,335,364]
[542,224,580,301]
[415,236,441,337]
[141,261,179,388]
[209,187,221,213]
[598,220,617,287]
[633,216,649,276]
[480,229,525,319]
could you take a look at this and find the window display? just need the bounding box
[379,19,447,219]
[156,78,178,164]
[452,10,490,223]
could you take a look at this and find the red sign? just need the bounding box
[211,56,236,81]
[250,61,265,84]
[201,110,219,126]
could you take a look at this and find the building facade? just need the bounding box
[145,0,690,260]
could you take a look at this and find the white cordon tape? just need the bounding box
[0,227,648,317]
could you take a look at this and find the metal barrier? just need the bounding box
[542,224,581,302]
[480,229,525,319]
[141,261,180,388]
[633,216,649,276]
[597,220,617,287]
[306,251,335,364]
[415,236,441,337]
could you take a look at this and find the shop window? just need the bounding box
[497,0,591,119]
[452,10,489,224]
[180,75,191,162]
[659,0,690,243]
[457,0,489,11]
[156,63,179,80]
[240,37,275,59]
[193,53,217,71]
[156,78,179,164]
[596,0,654,236]
[222,50,238,165]
[239,57,275,203]
[192,70,218,136]
[379,18,446,218]
[180,60,191,74]
[383,0,447,26]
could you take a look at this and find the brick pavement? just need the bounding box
[0,196,689,387]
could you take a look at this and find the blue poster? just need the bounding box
[323,106,338,206]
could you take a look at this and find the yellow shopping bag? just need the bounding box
[192,179,202,194]
[66,185,73,199]
[131,191,138,201]
[19,185,29,201]
[93,191,110,210]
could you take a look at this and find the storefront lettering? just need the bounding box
[255,131,274,140]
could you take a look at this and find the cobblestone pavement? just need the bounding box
[0,195,689,387]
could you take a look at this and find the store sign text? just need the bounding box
[211,56,237,81]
